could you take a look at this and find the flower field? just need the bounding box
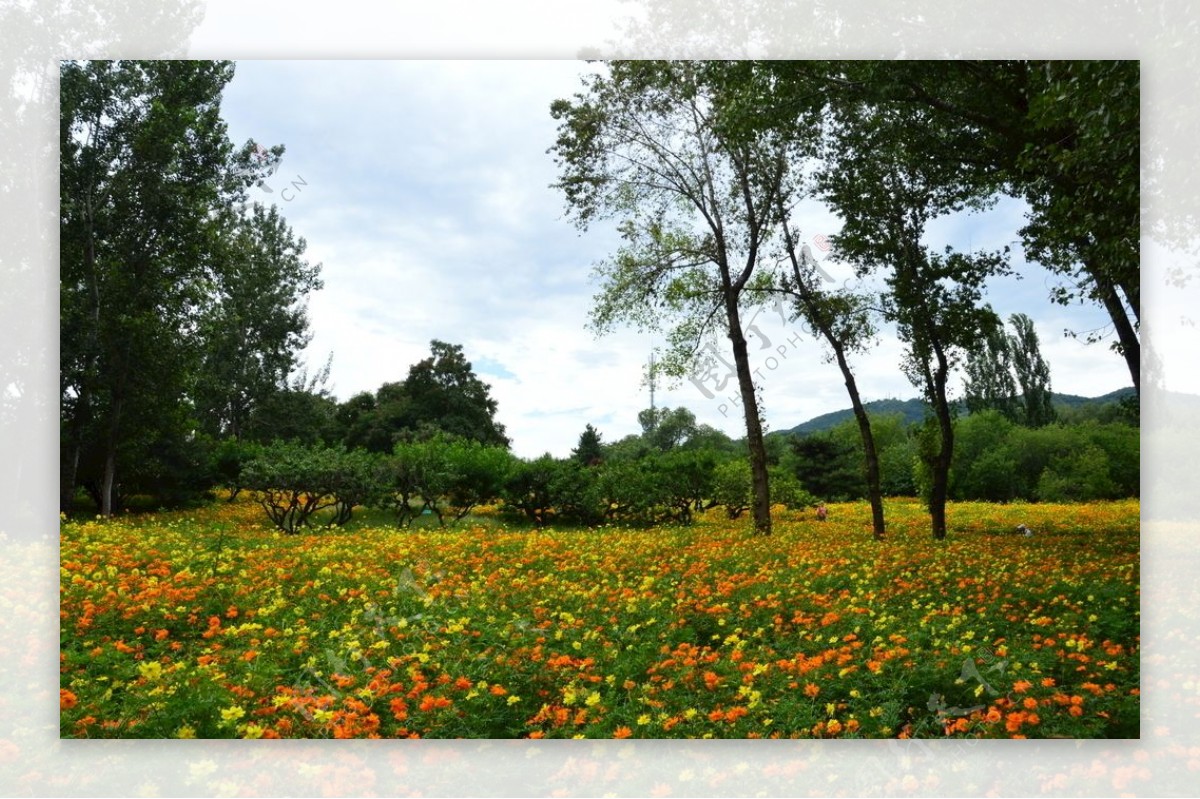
[59,498,1139,739]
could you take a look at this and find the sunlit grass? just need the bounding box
[60,497,1139,739]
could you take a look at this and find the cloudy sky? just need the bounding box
[219,60,1133,458]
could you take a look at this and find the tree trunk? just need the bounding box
[928,343,954,541]
[778,213,884,541]
[726,301,772,536]
[101,390,123,517]
[61,428,82,513]
[1096,272,1140,395]
[833,343,886,540]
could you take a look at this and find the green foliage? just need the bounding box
[1008,313,1057,427]
[786,433,861,501]
[638,406,698,452]
[767,467,818,510]
[548,460,604,526]
[332,341,509,453]
[948,414,1139,502]
[442,439,515,522]
[59,60,322,514]
[572,424,605,466]
[1035,445,1117,503]
[651,449,718,523]
[501,455,560,527]
[193,204,323,440]
[963,321,1019,421]
[595,459,661,523]
[549,60,820,535]
[403,341,510,448]
[210,437,263,501]
[342,437,515,528]
[712,460,753,519]
[242,442,380,533]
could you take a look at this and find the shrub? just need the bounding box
[242,442,381,533]
[712,460,753,519]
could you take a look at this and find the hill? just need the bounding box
[776,387,1137,437]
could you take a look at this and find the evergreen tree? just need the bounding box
[573,424,605,466]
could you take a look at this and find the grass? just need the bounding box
[59,496,1139,739]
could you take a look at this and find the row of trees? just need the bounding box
[549,60,1137,539]
[60,60,322,515]
[233,429,817,534]
[226,388,1136,535]
[60,62,519,516]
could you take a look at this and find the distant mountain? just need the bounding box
[776,387,1137,437]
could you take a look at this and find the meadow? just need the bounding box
[59,497,1139,739]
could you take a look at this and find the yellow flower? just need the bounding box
[585,691,602,707]
[174,725,197,739]
[138,661,163,681]
[220,705,245,724]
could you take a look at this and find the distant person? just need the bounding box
[816,504,828,522]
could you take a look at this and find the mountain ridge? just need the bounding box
[775,387,1137,436]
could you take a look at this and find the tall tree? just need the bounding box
[796,61,1139,392]
[822,99,1007,540]
[60,60,272,514]
[550,61,819,535]
[1007,312,1056,427]
[637,406,698,452]
[401,340,509,448]
[963,317,1020,422]
[194,203,323,440]
[774,230,887,540]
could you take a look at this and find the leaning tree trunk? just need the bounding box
[1095,272,1140,396]
[834,342,886,541]
[726,298,772,536]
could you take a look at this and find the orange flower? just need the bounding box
[1022,697,1039,710]
[613,726,633,739]
[489,684,508,696]
[60,689,78,710]
[1012,680,1033,694]
[418,695,453,712]
[804,683,820,698]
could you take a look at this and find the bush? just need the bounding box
[501,455,559,526]
[242,442,382,533]
[712,460,753,519]
[768,467,818,510]
[1036,444,1118,502]
[595,459,660,523]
